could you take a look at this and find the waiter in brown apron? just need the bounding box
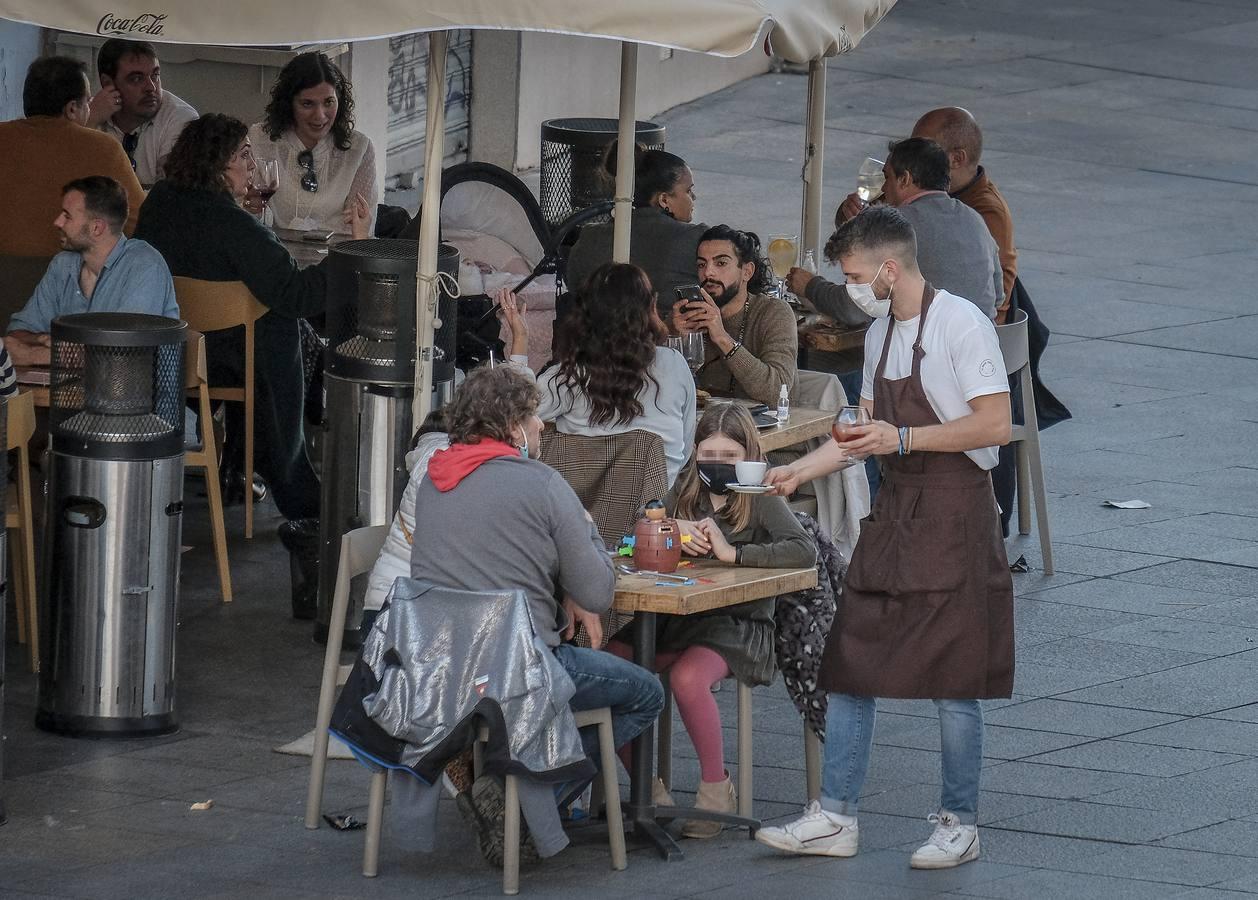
[757,207,1013,870]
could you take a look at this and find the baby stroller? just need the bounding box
[425,162,611,372]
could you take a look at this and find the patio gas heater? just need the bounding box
[316,239,459,648]
[36,313,186,737]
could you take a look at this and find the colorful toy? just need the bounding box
[632,500,683,574]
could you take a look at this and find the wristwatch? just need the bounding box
[723,340,743,360]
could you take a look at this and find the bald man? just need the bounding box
[912,107,1017,323]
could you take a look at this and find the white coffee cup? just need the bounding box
[735,461,768,485]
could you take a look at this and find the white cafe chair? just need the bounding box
[997,310,1053,575]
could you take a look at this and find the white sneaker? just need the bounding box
[909,811,980,869]
[754,800,858,857]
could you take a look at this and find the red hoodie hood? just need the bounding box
[426,439,520,492]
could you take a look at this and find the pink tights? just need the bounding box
[609,640,731,783]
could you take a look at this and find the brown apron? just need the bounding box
[819,285,1014,699]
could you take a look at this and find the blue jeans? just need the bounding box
[553,644,664,760]
[820,693,984,825]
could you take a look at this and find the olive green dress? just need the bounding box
[629,490,816,686]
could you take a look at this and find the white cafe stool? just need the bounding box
[996,309,1054,575]
[472,709,627,895]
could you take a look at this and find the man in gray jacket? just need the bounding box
[788,138,1002,323]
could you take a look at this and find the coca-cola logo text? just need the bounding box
[96,13,168,36]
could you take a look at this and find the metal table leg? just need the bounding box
[626,611,684,861]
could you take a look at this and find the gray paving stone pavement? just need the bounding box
[4,0,1258,896]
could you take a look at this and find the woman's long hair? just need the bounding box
[263,52,356,151]
[673,402,763,533]
[163,113,248,195]
[550,263,664,428]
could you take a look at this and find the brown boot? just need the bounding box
[681,774,736,839]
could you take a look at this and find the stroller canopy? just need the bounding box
[441,163,547,270]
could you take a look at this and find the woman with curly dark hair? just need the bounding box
[136,114,369,609]
[498,263,696,485]
[245,52,377,235]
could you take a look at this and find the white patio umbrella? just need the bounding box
[4,0,896,420]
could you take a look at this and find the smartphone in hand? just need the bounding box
[674,283,703,305]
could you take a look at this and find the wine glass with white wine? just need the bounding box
[767,233,798,300]
[857,157,885,205]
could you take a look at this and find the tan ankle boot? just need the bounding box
[653,777,676,807]
[681,774,736,839]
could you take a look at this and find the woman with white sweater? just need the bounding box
[246,52,377,235]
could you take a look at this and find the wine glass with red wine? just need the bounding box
[252,158,280,226]
[832,405,871,461]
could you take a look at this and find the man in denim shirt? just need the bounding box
[8,175,177,365]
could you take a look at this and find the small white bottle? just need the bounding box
[777,384,790,424]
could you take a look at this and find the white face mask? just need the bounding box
[846,262,892,318]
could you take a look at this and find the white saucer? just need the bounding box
[728,483,773,494]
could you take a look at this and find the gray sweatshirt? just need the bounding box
[409,454,614,647]
[807,193,1002,323]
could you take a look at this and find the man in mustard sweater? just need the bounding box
[0,57,145,259]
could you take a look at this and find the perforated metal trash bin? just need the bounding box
[539,118,665,227]
[36,313,186,738]
[316,239,460,648]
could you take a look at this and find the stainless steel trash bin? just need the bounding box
[36,313,187,737]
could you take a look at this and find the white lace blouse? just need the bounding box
[247,123,378,235]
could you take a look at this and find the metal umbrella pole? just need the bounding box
[307,27,448,833]
[611,42,639,264]
[413,30,450,426]
[800,57,827,259]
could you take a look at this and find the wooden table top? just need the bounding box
[613,558,817,615]
[14,368,49,407]
[799,319,868,354]
[755,406,833,453]
[275,228,350,269]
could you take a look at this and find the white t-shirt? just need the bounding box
[535,346,696,487]
[860,289,1008,470]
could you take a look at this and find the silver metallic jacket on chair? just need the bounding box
[346,577,592,783]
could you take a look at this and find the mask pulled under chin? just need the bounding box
[698,463,738,495]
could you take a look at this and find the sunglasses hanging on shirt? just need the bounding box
[122,132,139,172]
[297,149,319,193]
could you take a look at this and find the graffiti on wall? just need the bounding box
[386,31,472,180]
